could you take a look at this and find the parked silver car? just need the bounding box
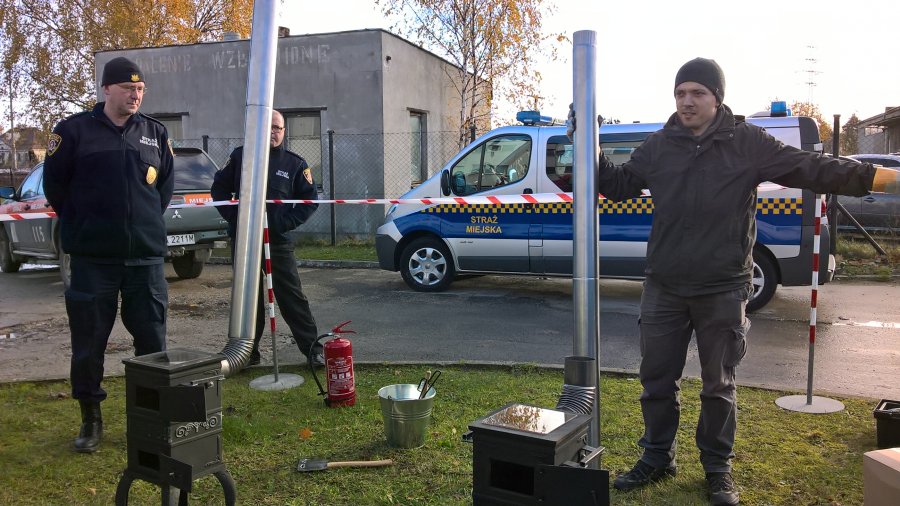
[0,147,228,285]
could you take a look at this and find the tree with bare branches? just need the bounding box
[376,0,565,145]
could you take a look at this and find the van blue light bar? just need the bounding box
[516,110,565,126]
[771,101,791,117]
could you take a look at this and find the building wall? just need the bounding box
[95,29,472,239]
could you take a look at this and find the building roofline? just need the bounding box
[857,105,900,127]
[94,28,467,74]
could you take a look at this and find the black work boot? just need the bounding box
[613,459,677,491]
[707,472,740,505]
[73,400,103,453]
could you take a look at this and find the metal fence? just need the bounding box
[856,125,888,154]
[174,130,474,243]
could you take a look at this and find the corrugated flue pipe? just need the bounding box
[556,356,597,415]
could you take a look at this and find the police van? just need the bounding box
[375,103,832,312]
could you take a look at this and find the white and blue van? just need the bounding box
[375,105,833,312]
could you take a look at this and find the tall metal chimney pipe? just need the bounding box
[219,0,279,376]
[571,30,601,449]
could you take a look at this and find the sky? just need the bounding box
[279,0,899,125]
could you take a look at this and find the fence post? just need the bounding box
[202,134,209,153]
[328,129,336,246]
[829,114,841,254]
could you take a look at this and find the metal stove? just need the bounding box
[468,403,609,506]
[114,348,235,505]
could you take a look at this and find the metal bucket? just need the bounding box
[378,384,435,448]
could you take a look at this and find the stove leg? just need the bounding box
[115,470,135,505]
[214,469,237,506]
[160,484,181,506]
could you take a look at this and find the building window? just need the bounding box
[152,115,184,140]
[864,126,883,137]
[410,111,427,184]
[282,112,322,187]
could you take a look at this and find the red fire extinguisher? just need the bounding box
[310,321,356,407]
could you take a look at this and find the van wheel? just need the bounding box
[172,250,205,279]
[400,237,455,292]
[0,227,22,273]
[747,251,777,313]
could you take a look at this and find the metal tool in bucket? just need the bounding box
[378,381,437,449]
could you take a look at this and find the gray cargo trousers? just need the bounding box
[636,278,751,473]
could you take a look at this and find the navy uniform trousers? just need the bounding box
[66,256,167,402]
[252,242,319,358]
[636,277,751,474]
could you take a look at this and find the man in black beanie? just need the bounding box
[43,56,173,453]
[568,57,894,505]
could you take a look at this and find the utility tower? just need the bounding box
[802,45,822,103]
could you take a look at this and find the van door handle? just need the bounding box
[863,196,876,203]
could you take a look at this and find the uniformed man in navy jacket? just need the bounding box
[211,110,321,366]
[44,57,174,453]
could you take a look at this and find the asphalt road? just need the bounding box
[1,263,898,401]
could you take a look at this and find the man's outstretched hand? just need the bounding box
[871,166,899,193]
[565,103,603,142]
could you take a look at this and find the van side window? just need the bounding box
[546,137,644,193]
[601,143,640,166]
[546,140,574,192]
[449,134,531,196]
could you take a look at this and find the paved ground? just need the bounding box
[1,262,898,401]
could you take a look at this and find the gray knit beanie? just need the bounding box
[674,57,725,104]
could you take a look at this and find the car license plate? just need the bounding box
[167,234,195,246]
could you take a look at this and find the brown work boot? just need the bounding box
[707,472,740,505]
[73,400,103,453]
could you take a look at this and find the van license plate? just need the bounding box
[167,234,195,246]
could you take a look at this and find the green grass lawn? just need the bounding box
[0,365,880,505]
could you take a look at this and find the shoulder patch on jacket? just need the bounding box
[47,134,62,156]
[303,167,313,184]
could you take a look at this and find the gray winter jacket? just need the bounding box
[597,105,875,296]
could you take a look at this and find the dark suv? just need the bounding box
[0,147,228,285]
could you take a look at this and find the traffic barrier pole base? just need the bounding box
[775,394,844,414]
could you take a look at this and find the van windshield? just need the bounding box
[450,134,531,196]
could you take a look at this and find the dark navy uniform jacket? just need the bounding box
[43,103,175,262]
[211,144,318,244]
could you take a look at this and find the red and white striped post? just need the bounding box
[249,210,305,391]
[776,195,843,413]
[262,212,279,381]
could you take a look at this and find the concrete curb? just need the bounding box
[209,256,898,279]
[207,257,380,269]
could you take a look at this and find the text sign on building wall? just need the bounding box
[130,45,331,75]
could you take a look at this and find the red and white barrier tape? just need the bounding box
[0,183,790,222]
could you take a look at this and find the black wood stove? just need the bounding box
[114,348,235,505]
[468,403,609,506]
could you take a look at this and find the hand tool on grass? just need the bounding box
[296,458,393,472]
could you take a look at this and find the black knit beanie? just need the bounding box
[101,57,144,86]
[674,57,725,104]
